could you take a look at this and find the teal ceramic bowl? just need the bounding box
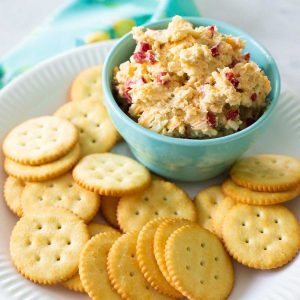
[103,17,281,182]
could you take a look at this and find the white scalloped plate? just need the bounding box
[0,40,299,300]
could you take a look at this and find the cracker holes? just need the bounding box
[173,211,178,216]
[35,255,41,262]
[135,211,140,216]
[92,139,96,144]
[80,129,84,134]
[66,240,71,246]
[154,211,159,216]
[25,240,32,246]
[186,265,190,270]
[96,123,101,128]
[278,236,283,241]
[200,280,204,285]
[84,113,88,118]
[200,261,204,266]
[208,215,212,219]
[56,256,61,262]
[48,184,54,188]
[214,257,219,262]
[245,239,249,244]
[263,247,268,251]
[39,197,43,202]
[37,224,42,230]
[274,219,279,224]
[129,272,134,277]
[130,254,135,258]
[57,196,62,202]
[200,243,205,248]
[77,197,81,202]
[214,275,219,280]
[242,222,246,227]
[145,286,150,290]
[68,184,73,188]
[163,197,167,201]
[259,229,264,234]
[47,240,52,246]
[256,212,261,218]
[186,247,190,252]
[144,197,149,202]
[57,224,62,230]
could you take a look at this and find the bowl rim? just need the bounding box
[103,16,281,146]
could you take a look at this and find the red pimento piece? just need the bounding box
[207,112,217,128]
[210,44,219,57]
[133,51,146,63]
[157,72,170,85]
[250,92,257,102]
[148,52,156,64]
[228,58,240,68]
[226,109,239,120]
[123,80,135,103]
[141,76,147,83]
[209,25,215,36]
[244,52,250,62]
[225,71,239,88]
[140,42,151,52]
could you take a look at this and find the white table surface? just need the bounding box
[0,0,299,93]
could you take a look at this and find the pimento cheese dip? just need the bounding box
[113,16,271,138]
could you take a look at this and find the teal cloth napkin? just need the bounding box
[0,0,200,88]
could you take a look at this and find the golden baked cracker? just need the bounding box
[21,173,100,223]
[54,98,118,157]
[4,144,80,182]
[10,207,89,284]
[222,178,300,205]
[230,154,300,192]
[153,218,192,285]
[62,222,118,293]
[3,176,24,217]
[194,185,226,233]
[212,196,235,239]
[117,180,196,232]
[79,232,122,300]
[165,224,234,300]
[100,196,120,228]
[70,65,103,102]
[107,231,171,300]
[73,153,151,196]
[3,116,78,165]
[222,204,300,269]
[136,218,182,298]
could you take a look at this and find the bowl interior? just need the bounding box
[103,17,280,144]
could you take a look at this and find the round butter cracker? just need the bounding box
[3,116,78,165]
[222,204,300,269]
[117,180,196,232]
[73,153,151,196]
[10,207,89,284]
[21,173,100,223]
[165,224,234,300]
[230,154,300,192]
[222,178,300,205]
[4,144,80,182]
[55,99,118,157]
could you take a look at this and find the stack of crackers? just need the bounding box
[2,65,300,300]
